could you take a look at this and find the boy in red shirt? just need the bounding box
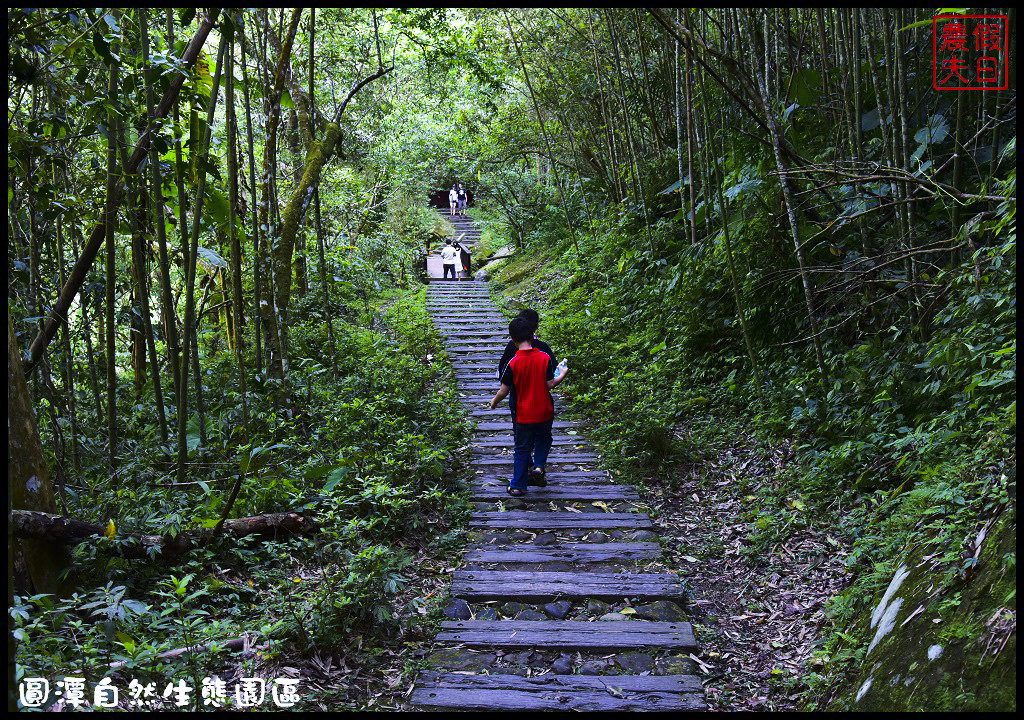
[488,317,568,496]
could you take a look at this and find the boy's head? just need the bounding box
[509,317,533,344]
[445,239,452,245]
[517,309,540,333]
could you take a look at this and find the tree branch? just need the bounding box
[24,9,220,373]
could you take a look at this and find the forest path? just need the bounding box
[426,208,479,279]
[410,229,704,711]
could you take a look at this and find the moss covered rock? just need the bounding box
[833,511,1015,711]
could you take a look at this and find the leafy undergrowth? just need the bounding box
[13,286,474,711]
[643,428,851,712]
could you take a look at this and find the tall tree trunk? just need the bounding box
[9,314,73,595]
[225,33,250,437]
[607,11,653,244]
[684,43,699,245]
[673,12,687,217]
[585,12,620,199]
[78,263,105,425]
[632,9,666,152]
[53,166,81,473]
[743,9,828,380]
[116,113,169,444]
[504,10,580,255]
[259,8,303,383]
[240,24,264,376]
[308,11,338,370]
[104,46,120,481]
[141,10,182,417]
[176,33,228,484]
[699,77,761,391]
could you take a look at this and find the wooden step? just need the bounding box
[470,512,650,530]
[474,421,580,431]
[472,472,610,485]
[463,543,660,565]
[411,672,703,712]
[452,570,683,602]
[469,485,636,502]
[440,331,507,338]
[436,619,695,648]
[471,436,588,447]
[472,452,598,462]
[435,319,508,325]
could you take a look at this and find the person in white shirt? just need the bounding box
[440,239,458,280]
[448,186,458,216]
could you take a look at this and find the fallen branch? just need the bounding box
[24,9,220,373]
[12,510,318,559]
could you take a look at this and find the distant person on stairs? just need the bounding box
[448,185,458,216]
[458,240,471,279]
[457,182,468,215]
[441,239,458,280]
[488,317,568,496]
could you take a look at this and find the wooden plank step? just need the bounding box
[428,301,493,305]
[467,408,576,419]
[435,318,497,323]
[451,571,683,602]
[440,331,507,338]
[475,421,580,431]
[436,619,695,648]
[470,512,650,529]
[445,340,505,346]
[429,309,496,314]
[436,321,508,327]
[430,311,505,316]
[427,293,491,297]
[452,573,684,602]
[473,454,599,464]
[463,543,659,565]
[471,437,588,447]
[472,473,610,485]
[469,485,636,502]
[411,672,703,712]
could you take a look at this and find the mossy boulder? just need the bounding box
[833,511,1015,711]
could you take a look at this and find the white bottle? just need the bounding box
[555,358,568,380]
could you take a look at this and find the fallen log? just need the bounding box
[12,510,319,559]
[481,253,514,265]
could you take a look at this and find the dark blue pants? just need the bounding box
[443,263,457,280]
[511,420,552,491]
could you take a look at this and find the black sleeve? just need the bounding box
[499,359,515,387]
[497,341,516,380]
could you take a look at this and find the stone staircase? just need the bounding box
[411,216,704,712]
[427,208,482,280]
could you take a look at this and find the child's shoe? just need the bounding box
[528,467,547,487]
